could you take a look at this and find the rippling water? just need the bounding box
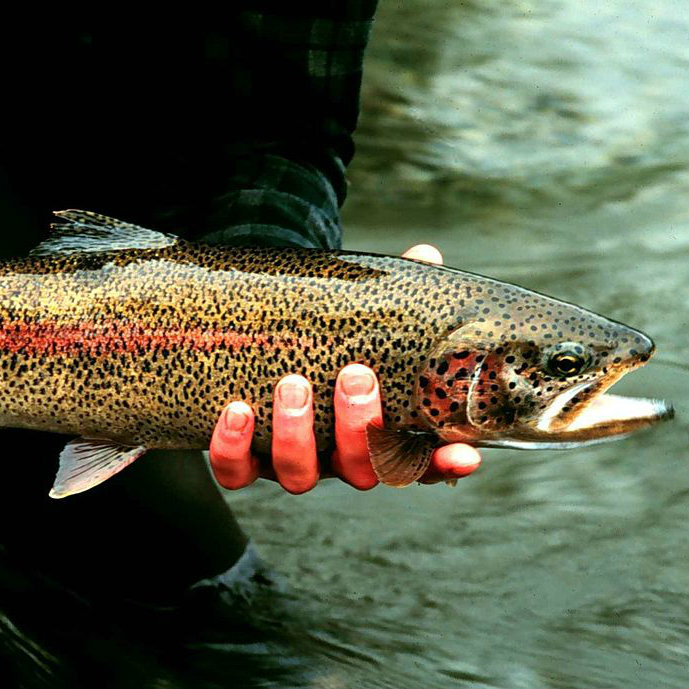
[230,1,689,687]
[3,1,687,687]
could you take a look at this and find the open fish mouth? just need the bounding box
[558,392,673,434]
[479,383,674,450]
[539,388,673,442]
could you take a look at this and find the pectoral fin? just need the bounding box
[365,424,438,487]
[49,438,147,499]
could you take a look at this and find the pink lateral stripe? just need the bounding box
[0,320,322,356]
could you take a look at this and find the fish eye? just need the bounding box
[546,349,589,377]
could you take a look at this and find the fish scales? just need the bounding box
[0,244,460,451]
[0,211,672,497]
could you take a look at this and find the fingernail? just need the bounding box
[434,445,481,473]
[452,453,482,470]
[225,407,249,433]
[278,382,309,410]
[342,372,375,397]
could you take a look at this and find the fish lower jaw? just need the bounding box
[483,393,673,450]
[559,393,674,434]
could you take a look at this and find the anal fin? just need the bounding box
[365,424,437,487]
[49,438,147,499]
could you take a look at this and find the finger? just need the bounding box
[402,244,444,265]
[419,444,482,484]
[209,401,260,489]
[332,363,382,490]
[272,375,319,494]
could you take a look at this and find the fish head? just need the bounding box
[415,282,673,448]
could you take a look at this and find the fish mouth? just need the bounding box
[539,389,673,442]
[479,379,674,450]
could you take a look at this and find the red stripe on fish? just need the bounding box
[0,320,323,356]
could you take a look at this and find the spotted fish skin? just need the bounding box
[0,211,667,493]
[0,241,465,452]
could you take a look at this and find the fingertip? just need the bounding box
[332,365,382,488]
[213,460,260,490]
[331,450,379,491]
[223,401,254,431]
[338,363,374,378]
[335,364,376,396]
[348,475,379,491]
[277,373,311,389]
[210,457,259,491]
[209,401,258,489]
[433,444,482,476]
[278,474,320,495]
[402,244,444,265]
[272,376,319,493]
[273,455,320,494]
[275,375,311,416]
[335,363,379,406]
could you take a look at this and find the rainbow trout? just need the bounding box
[0,211,673,497]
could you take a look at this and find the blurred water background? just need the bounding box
[2,1,687,688]
[228,1,689,687]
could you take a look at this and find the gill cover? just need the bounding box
[416,326,525,439]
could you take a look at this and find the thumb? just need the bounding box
[419,443,482,484]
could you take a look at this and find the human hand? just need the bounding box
[209,244,482,493]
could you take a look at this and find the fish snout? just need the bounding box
[632,331,655,365]
[612,327,655,368]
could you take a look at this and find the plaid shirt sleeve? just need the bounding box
[196,2,378,251]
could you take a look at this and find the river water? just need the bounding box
[2,1,687,688]
[229,1,689,687]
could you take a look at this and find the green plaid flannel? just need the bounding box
[199,2,378,250]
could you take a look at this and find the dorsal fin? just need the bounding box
[29,209,179,257]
